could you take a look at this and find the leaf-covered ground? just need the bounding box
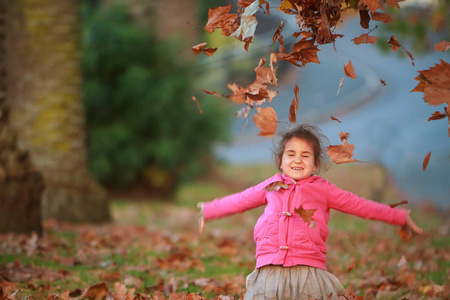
[1,164,449,300]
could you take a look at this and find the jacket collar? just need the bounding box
[281,173,319,185]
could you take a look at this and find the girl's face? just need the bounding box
[280,137,317,181]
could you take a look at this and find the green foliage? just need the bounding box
[81,4,230,191]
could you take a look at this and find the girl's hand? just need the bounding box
[405,210,423,235]
[197,202,205,234]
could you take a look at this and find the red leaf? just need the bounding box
[330,116,341,123]
[191,43,217,56]
[435,40,450,52]
[380,79,386,86]
[388,35,401,51]
[339,132,350,141]
[398,226,412,242]
[253,107,278,137]
[344,61,357,79]
[289,84,299,123]
[428,111,447,121]
[294,205,317,223]
[327,140,357,164]
[359,9,370,29]
[423,151,431,171]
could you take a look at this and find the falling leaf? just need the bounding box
[388,35,401,51]
[386,0,401,8]
[412,60,450,106]
[230,0,261,40]
[423,151,431,171]
[352,33,378,45]
[405,50,415,66]
[263,181,289,192]
[191,43,217,56]
[253,107,278,137]
[359,10,370,29]
[336,78,344,96]
[204,5,239,35]
[289,84,299,123]
[327,140,357,164]
[279,0,294,10]
[435,40,450,52]
[294,205,317,223]
[344,61,357,79]
[272,21,284,43]
[235,106,251,119]
[359,0,378,14]
[389,200,408,208]
[371,12,391,23]
[380,79,386,86]
[428,111,447,121]
[191,96,203,114]
[398,226,412,242]
[339,132,350,141]
[330,116,341,123]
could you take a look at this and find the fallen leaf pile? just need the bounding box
[0,194,448,300]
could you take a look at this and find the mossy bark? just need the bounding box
[4,0,110,223]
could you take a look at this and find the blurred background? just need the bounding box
[1,0,449,234]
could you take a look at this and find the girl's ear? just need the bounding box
[277,156,282,171]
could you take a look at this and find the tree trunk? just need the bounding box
[5,0,111,223]
[0,0,44,234]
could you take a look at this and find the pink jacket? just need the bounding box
[203,173,407,271]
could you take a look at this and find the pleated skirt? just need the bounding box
[244,265,346,300]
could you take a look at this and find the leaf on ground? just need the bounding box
[289,84,299,123]
[435,40,450,52]
[191,43,217,56]
[423,151,431,171]
[389,200,408,208]
[263,181,289,192]
[253,107,278,137]
[81,282,111,300]
[294,205,317,223]
[352,33,378,45]
[344,61,357,79]
[412,59,450,107]
[327,140,357,164]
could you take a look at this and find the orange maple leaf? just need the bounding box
[253,107,278,137]
[192,42,217,56]
[344,61,357,79]
[289,84,299,123]
[294,205,317,223]
[327,140,357,164]
[388,35,401,51]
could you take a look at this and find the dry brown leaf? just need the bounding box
[423,151,431,171]
[289,84,299,123]
[359,0,378,14]
[435,40,450,52]
[388,35,401,51]
[412,60,450,106]
[398,226,412,242]
[327,140,357,164]
[380,79,386,86]
[389,200,408,208]
[294,205,317,223]
[235,106,251,119]
[253,107,278,137]
[330,116,341,123]
[339,132,350,141]
[81,282,111,300]
[191,96,203,114]
[344,61,357,79]
[205,5,238,35]
[263,181,289,192]
[191,43,217,56]
[352,33,378,45]
[359,9,370,29]
[371,12,391,23]
[428,111,447,121]
[272,21,285,43]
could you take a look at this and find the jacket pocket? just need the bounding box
[292,217,326,254]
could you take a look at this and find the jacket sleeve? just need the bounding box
[326,181,407,226]
[203,181,269,221]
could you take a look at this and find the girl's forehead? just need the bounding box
[284,137,313,151]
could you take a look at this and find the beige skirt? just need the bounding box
[244,265,346,300]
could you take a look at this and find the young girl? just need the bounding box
[198,124,422,300]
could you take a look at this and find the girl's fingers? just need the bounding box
[198,216,205,234]
[406,215,423,235]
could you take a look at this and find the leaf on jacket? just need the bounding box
[327,140,357,164]
[263,181,288,192]
[294,205,317,223]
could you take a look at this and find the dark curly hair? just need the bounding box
[273,124,329,174]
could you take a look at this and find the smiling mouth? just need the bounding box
[292,167,303,171]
